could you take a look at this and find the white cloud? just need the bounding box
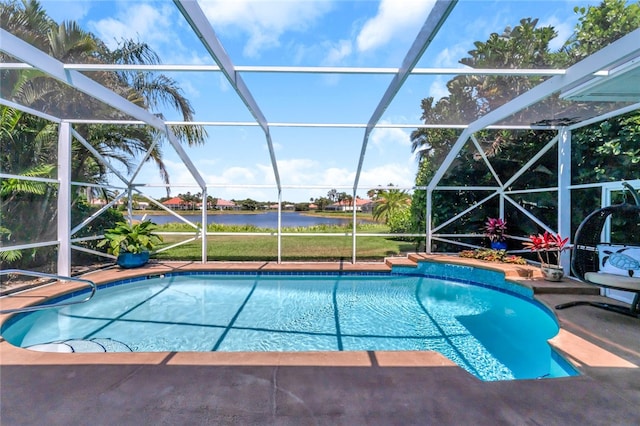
[218,75,231,92]
[275,159,415,194]
[370,126,411,153]
[89,3,173,50]
[88,2,211,65]
[428,76,449,101]
[177,79,201,99]
[140,156,416,202]
[323,39,353,65]
[318,162,417,195]
[433,45,469,68]
[540,15,574,51]
[268,142,284,152]
[320,167,353,187]
[258,158,321,186]
[356,0,435,52]
[218,170,254,187]
[200,0,333,58]
[358,164,416,189]
[424,44,471,102]
[198,159,220,167]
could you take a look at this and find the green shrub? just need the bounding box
[97,220,163,256]
[458,248,527,264]
[387,208,412,240]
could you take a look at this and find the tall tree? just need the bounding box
[411,18,558,168]
[409,0,640,250]
[0,0,205,267]
[327,189,338,203]
[561,0,640,63]
[409,18,559,242]
[1,0,206,188]
[312,196,331,211]
[564,0,640,186]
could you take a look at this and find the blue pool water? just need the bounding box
[1,264,577,381]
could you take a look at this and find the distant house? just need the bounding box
[215,199,240,210]
[89,197,106,206]
[162,197,186,210]
[89,197,125,207]
[308,203,318,210]
[325,198,372,212]
[359,199,375,213]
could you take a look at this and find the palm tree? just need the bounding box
[372,188,411,224]
[2,0,205,189]
[0,0,206,267]
[0,163,57,262]
[0,106,58,175]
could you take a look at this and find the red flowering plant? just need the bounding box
[523,231,569,268]
[484,217,507,242]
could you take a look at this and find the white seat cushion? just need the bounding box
[585,272,640,292]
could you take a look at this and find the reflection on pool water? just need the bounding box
[1,262,578,381]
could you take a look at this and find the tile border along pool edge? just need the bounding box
[2,258,540,321]
[34,266,536,310]
[0,257,613,375]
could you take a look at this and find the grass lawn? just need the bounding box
[155,234,416,261]
[152,222,416,261]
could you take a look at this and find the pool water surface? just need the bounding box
[1,267,577,382]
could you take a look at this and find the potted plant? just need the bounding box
[523,231,569,281]
[484,217,508,250]
[97,220,163,268]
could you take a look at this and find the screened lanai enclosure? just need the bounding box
[1,1,639,284]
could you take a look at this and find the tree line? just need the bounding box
[407,0,640,251]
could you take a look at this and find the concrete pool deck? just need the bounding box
[1,255,639,425]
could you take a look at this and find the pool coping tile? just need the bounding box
[1,255,636,377]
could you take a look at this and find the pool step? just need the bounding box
[90,338,133,352]
[384,257,418,268]
[397,253,601,295]
[26,338,133,353]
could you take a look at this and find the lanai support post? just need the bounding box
[558,127,572,272]
[352,190,358,264]
[127,186,133,224]
[57,121,72,277]
[201,188,207,263]
[426,188,433,254]
[277,190,282,264]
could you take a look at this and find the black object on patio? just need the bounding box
[556,183,640,317]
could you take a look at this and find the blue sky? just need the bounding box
[39,0,597,202]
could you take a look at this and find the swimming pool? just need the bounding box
[1,262,577,381]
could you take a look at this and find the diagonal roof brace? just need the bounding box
[0,29,207,190]
[174,0,281,191]
[353,0,458,193]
